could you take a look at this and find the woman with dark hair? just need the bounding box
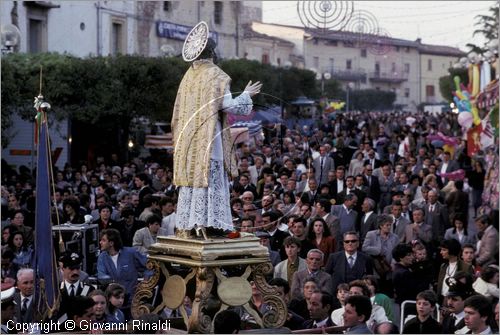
[282,190,296,214]
[77,181,90,195]
[62,196,85,224]
[307,217,335,262]
[1,225,17,251]
[467,160,486,216]
[7,231,33,269]
[444,213,475,246]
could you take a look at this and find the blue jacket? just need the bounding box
[97,247,147,304]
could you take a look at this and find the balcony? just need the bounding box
[329,68,367,82]
[369,71,408,83]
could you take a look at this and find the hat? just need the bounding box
[59,251,83,268]
[255,231,270,239]
[1,286,15,305]
[182,21,209,62]
[445,277,473,299]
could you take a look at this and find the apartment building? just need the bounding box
[1,1,464,109]
[251,22,465,110]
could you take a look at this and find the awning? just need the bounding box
[144,133,173,149]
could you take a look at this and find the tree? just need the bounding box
[439,68,469,103]
[466,3,499,53]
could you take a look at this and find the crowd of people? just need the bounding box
[1,109,499,334]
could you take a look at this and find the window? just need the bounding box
[27,6,48,53]
[329,58,334,71]
[396,46,400,52]
[344,40,354,48]
[261,54,269,64]
[405,46,410,53]
[111,19,126,56]
[346,59,352,70]
[405,88,410,98]
[277,58,281,66]
[29,19,45,52]
[375,87,380,91]
[426,85,435,97]
[391,62,396,72]
[375,62,380,74]
[214,1,223,25]
[361,49,367,58]
[404,63,410,73]
[313,57,319,69]
[427,59,432,71]
[163,1,171,11]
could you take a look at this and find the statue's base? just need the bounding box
[132,236,287,333]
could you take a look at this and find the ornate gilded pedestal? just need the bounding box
[132,236,287,333]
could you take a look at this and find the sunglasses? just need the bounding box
[344,240,358,244]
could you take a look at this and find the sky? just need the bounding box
[261,1,495,51]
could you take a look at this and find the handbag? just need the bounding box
[372,255,392,276]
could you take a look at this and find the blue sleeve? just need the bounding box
[97,254,111,280]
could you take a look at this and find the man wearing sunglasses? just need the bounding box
[324,231,373,305]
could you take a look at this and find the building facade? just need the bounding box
[1,0,464,110]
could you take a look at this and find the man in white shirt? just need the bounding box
[458,295,494,334]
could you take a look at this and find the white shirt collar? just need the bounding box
[64,280,80,292]
[345,251,357,260]
[313,317,330,328]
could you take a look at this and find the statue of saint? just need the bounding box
[172,22,262,239]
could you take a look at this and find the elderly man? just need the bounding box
[290,249,333,300]
[14,268,34,323]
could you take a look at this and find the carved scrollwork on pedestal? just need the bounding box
[189,267,216,333]
[131,259,161,319]
[251,262,287,328]
[262,295,287,328]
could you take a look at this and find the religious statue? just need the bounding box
[172,21,262,239]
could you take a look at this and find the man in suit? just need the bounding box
[387,145,400,166]
[328,166,345,198]
[262,211,290,260]
[57,251,95,320]
[290,249,333,300]
[301,291,335,329]
[424,190,450,241]
[364,150,382,170]
[336,176,362,205]
[439,151,460,184]
[134,173,154,214]
[359,197,378,244]
[403,207,432,245]
[362,163,380,203]
[391,201,411,242]
[330,194,358,249]
[237,174,258,199]
[14,268,34,324]
[474,215,499,267]
[324,231,373,297]
[314,145,335,186]
[97,228,147,310]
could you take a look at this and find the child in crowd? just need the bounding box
[105,283,126,323]
[402,290,442,334]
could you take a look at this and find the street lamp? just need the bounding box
[316,72,332,97]
[346,82,354,113]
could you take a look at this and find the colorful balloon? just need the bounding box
[471,106,481,126]
[458,112,473,128]
[472,64,480,96]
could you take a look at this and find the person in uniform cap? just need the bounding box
[1,286,16,333]
[441,276,474,334]
[57,251,95,320]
